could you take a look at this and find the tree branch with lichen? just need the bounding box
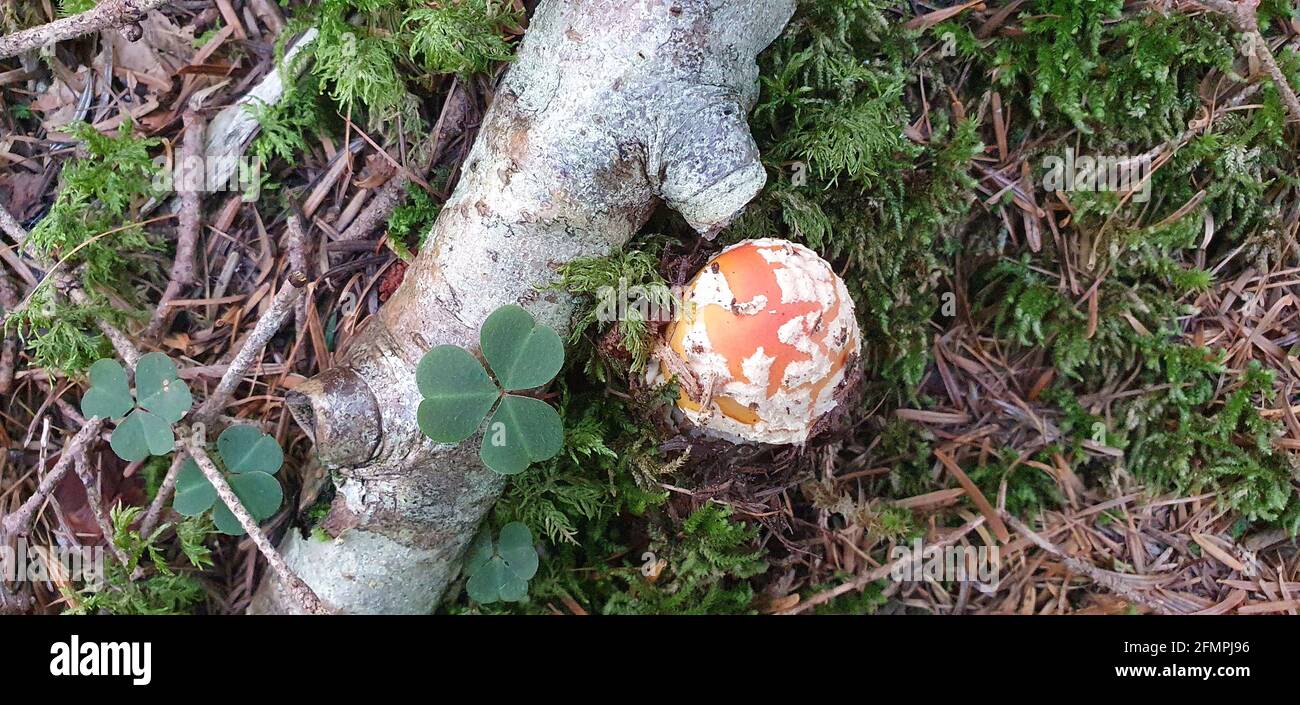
[0,0,170,61]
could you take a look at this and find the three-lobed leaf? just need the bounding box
[85,353,192,462]
[212,471,283,536]
[416,345,501,443]
[478,304,564,391]
[170,426,286,535]
[464,522,538,604]
[135,352,193,424]
[173,459,217,516]
[496,521,539,579]
[414,305,566,476]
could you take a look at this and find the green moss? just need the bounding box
[286,0,518,139]
[730,0,983,393]
[385,182,441,260]
[555,245,673,380]
[495,388,670,546]
[26,122,159,292]
[600,505,768,615]
[64,507,212,615]
[4,282,119,375]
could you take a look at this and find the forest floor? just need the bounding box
[1,0,1299,615]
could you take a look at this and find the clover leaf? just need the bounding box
[173,460,218,516]
[416,345,501,443]
[479,395,563,475]
[80,353,194,462]
[415,305,565,475]
[464,522,539,604]
[171,424,285,536]
[217,424,284,474]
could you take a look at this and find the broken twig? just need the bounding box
[0,0,169,60]
[0,418,105,538]
[194,271,308,423]
[182,424,325,614]
[146,111,207,337]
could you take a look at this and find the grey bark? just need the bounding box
[0,0,169,60]
[250,0,794,614]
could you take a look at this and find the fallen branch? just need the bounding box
[182,424,325,614]
[0,0,169,61]
[194,271,307,423]
[254,0,795,614]
[146,111,206,337]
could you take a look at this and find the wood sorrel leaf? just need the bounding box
[172,458,217,516]
[110,409,174,461]
[135,352,192,424]
[81,358,133,420]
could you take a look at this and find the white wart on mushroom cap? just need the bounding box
[660,238,860,444]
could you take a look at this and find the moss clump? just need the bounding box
[283,0,518,139]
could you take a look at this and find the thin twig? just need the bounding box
[0,0,169,60]
[0,201,31,245]
[0,417,105,537]
[334,81,467,242]
[146,111,206,337]
[138,451,188,538]
[182,424,325,614]
[285,213,310,334]
[72,450,132,566]
[194,271,308,423]
[0,264,17,394]
[1189,0,1300,124]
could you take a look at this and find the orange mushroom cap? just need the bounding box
[659,238,860,444]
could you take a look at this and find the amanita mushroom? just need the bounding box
[657,238,860,444]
